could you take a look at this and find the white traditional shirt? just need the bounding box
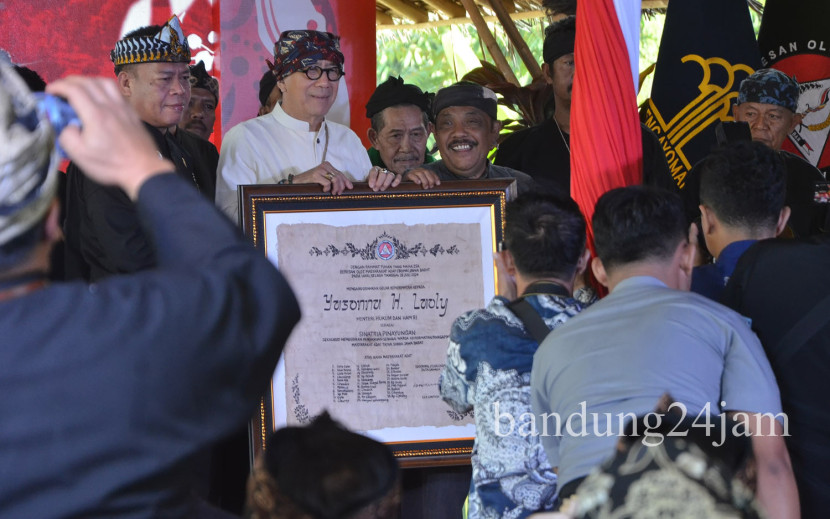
[215,103,372,222]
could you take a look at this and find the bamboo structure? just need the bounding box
[458,0,521,85]
[488,0,543,80]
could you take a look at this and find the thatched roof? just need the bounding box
[376,0,671,30]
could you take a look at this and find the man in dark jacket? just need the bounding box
[0,66,299,518]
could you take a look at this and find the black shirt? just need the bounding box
[494,120,674,194]
[721,235,830,518]
[63,124,211,281]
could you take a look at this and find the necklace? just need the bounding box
[554,118,570,155]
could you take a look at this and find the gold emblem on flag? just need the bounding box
[644,55,754,189]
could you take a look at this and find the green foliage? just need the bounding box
[377,20,546,94]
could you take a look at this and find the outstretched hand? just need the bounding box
[46,76,174,200]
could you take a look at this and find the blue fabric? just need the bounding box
[0,174,300,518]
[691,239,757,301]
[440,294,583,518]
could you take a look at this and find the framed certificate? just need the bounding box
[241,179,516,467]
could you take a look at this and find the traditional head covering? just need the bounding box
[248,413,399,519]
[188,61,218,102]
[110,15,191,67]
[565,412,761,518]
[259,69,278,107]
[543,15,576,65]
[737,68,799,113]
[365,76,433,119]
[0,61,61,247]
[432,81,498,121]
[272,30,345,81]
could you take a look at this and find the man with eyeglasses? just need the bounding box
[216,30,396,223]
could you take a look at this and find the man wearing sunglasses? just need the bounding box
[216,30,395,223]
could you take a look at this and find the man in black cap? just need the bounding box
[494,16,672,195]
[64,16,216,281]
[683,68,828,240]
[365,76,435,176]
[179,61,218,140]
[403,81,536,193]
[169,60,219,200]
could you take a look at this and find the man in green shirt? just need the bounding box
[365,76,435,175]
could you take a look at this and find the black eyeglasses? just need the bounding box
[300,66,344,81]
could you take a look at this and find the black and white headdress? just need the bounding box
[110,15,191,67]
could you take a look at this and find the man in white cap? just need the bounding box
[0,64,299,517]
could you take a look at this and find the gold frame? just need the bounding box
[241,179,516,467]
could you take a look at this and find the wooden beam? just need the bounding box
[421,0,466,18]
[376,10,395,25]
[458,0,520,86]
[376,0,430,23]
[376,9,545,31]
[500,0,516,14]
[488,0,541,80]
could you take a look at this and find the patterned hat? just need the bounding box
[110,15,191,67]
[0,61,60,247]
[189,61,218,102]
[737,68,799,113]
[272,30,345,81]
[432,81,498,121]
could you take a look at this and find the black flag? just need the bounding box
[642,0,760,191]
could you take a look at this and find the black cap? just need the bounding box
[432,81,498,120]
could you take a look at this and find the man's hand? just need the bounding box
[294,161,353,195]
[46,76,174,201]
[367,166,401,192]
[401,167,441,189]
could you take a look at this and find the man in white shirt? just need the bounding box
[216,30,397,222]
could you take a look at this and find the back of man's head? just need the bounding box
[250,412,400,519]
[593,186,687,270]
[699,141,786,234]
[504,193,586,279]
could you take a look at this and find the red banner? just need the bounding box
[0,0,375,147]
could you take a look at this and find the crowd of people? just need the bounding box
[0,9,827,519]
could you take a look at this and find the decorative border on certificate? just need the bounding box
[241,180,516,467]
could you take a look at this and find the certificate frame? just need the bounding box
[241,179,516,467]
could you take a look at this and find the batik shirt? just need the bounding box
[440,294,583,519]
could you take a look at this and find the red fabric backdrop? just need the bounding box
[0,0,376,147]
[570,0,642,249]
